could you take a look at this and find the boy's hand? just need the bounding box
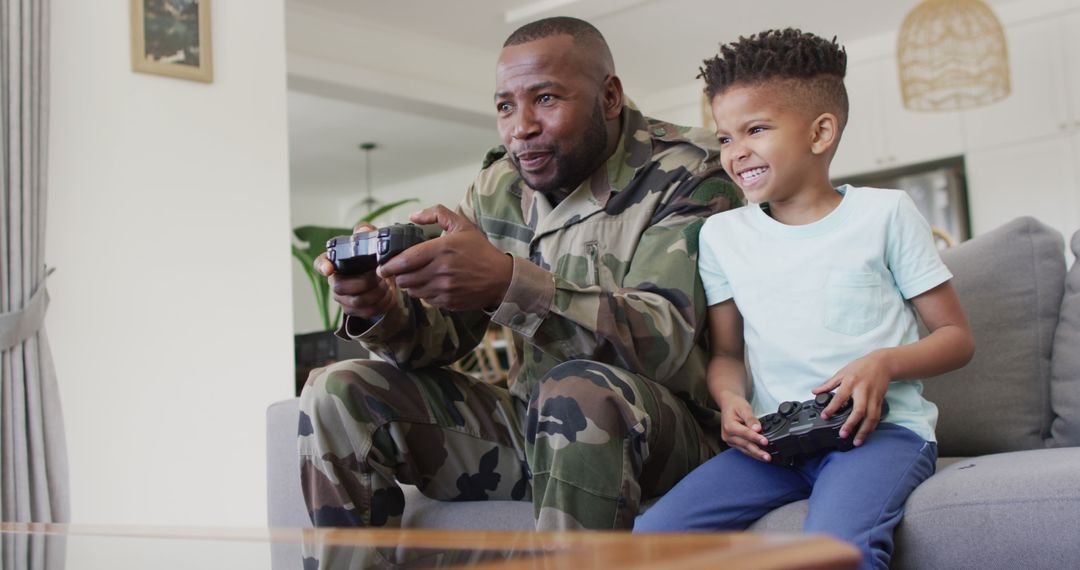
[718,391,771,462]
[811,351,891,447]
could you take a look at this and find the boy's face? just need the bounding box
[710,84,821,205]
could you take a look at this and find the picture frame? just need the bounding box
[130,0,213,83]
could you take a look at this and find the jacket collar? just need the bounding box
[519,100,651,238]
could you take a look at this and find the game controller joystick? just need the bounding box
[326,223,428,276]
[757,392,889,465]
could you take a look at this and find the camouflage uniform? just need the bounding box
[299,102,740,530]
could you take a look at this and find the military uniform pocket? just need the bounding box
[824,271,884,336]
[553,241,600,288]
[584,240,600,286]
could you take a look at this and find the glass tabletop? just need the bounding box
[0,523,860,570]
[0,527,551,570]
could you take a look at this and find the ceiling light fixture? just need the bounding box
[897,0,1011,111]
[358,142,378,214]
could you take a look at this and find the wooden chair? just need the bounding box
[452,325,512,386]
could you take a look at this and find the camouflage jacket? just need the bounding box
[339,103,740,420]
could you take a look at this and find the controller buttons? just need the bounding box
[759,414,782,436]
[814,393,832,407]
[779,401,799,417]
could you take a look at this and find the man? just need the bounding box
[299,16,739,530]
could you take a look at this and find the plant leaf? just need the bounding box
[292,245,333,330]
[291,228,349,331]
[360,198,420,223]
[293,225,353,251]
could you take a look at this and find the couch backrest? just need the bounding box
[924,217,1065,457]
[1050,230,1080,447]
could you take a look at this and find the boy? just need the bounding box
[634,29,975,570]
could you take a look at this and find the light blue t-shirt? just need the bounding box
[698,185,952,442]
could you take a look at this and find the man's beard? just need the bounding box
[516,99,609,196]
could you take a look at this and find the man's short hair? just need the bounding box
[699,28,848,130]
[503,16,614,73]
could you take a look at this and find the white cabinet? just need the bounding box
[965,133,1080,243]
[831,58,885,178]
[962,17,1080,151]
[1063,12,1080,128]
[832,57,965,178]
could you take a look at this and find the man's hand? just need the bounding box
[315,221,399,320]
[718,391,771,462]
[376,205,513,311]
[812,351,891,447]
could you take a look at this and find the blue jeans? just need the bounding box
[634,423,937,570]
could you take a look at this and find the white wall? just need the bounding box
[291,163,478,334]
[635,83,709,130]
[47,0,292,526]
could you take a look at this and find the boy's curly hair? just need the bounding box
[700,28,849,128]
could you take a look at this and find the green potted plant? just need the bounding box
[291,198,418,394]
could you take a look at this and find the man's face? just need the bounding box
[494,35,609,196]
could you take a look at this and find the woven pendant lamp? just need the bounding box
[897,0,1011,111]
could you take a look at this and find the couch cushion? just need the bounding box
[925,217,1065,456]
[1050,230,1080,447]
[891,448,1080,570]
[750,450,1080,570]
[402,485,534,530]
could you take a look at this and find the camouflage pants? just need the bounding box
[298,358,719,530]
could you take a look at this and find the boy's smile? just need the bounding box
[711,85,812,203]
[710,83,839,224]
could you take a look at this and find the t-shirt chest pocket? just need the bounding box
[824,271,884,336]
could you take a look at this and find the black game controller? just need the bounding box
[757,392,889,466]
[326,223,427,276]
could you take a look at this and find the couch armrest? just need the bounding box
[893,447,1080,569]
[1050,230,1080,446]
[267,398,313,528]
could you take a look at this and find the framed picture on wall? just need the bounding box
[130,0,213,83]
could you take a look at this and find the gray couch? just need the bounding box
[267,216,1080,569]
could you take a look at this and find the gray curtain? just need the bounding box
[1,531,65,570]
[0,0,69,523]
